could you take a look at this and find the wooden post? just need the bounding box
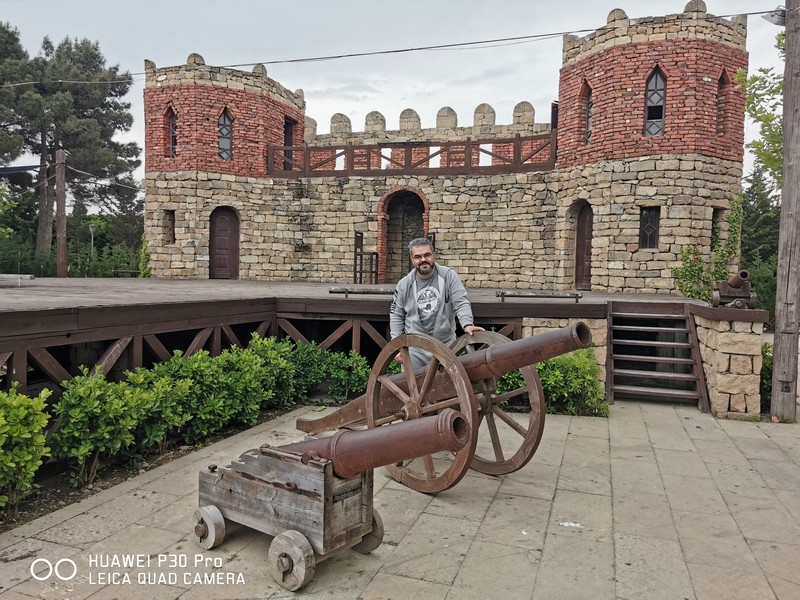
[772,0,800,421]
[55,149,67,277]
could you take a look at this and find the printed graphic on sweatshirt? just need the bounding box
[416,286,441,319]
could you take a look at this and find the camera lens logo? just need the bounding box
[30,558,78,581]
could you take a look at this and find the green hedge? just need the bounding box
[0,386,51,515]
[4,336,608,508]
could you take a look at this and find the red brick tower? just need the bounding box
[556,2,747,169]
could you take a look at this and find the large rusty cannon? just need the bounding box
[296,322,592,493]
[193,409,470,591]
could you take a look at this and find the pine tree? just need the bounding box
[0,23,141,257]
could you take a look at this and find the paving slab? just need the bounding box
[2,401,800,599]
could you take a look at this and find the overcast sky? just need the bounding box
[2,0,788,178]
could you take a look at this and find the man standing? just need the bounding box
[389,237,484,370]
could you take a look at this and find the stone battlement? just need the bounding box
[562,1,747,66]
[304,102,552,146]
[143,53,305,112]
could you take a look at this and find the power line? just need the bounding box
[0,10,776,89]
[66,166,140,191]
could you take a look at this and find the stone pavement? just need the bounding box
[1,400,800,600]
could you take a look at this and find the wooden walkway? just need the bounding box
[2,277,738,395]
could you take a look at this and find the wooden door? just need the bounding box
[575,203,593,290]
[210,207,239,279]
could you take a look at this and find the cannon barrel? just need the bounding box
[280,409,470,479]
[458,321,592,381]
[296,322,592,434]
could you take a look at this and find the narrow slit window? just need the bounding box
[283,117,296,170]
[580,81,593,144]
[716,72,731,135]
[218,109,233,160]
[644,69,666,136]
[639,207,660,248]
[164,210,176,244]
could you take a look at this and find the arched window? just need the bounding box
[165,106,177,158]
[218,109,233,160]
[644,68,666,136]
[580,81,593,144]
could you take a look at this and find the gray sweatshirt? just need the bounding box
[389,264,476,357]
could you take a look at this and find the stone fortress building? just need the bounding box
[142,1,748,294]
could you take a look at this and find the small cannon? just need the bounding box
[193,409,470,591]
[296,322,592,493]
[710,269,757,309]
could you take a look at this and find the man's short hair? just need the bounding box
[408,237,434,255]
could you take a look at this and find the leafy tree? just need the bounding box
[0,22,27,163]
[740,162,780,267]
[737,33,784,187]
[0,22,141,257]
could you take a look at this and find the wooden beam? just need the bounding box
[277,319,308,344]
[144,334,172,361]
[320,320,353,349]
[29,347,72,386]
[222,323,242,348]
[361,320,388,349]
[186,328,213,357]
[11,349,26,393]
[97,337,132,375]
[352,320,362,354]
[131,336,143,370]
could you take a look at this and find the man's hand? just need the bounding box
[464,325,485,335]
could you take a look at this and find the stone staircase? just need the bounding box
[607,301,709,411]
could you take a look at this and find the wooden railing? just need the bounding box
[267,131,556,178]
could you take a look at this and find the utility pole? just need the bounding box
[55,149,67,278]
[772,0,800,421]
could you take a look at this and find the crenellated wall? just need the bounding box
[304,101,550,146]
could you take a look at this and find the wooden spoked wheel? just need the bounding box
[451,331,545,475]
[365,334,478,494]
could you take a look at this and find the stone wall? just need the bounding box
[694,315,764,417]
[145,150,740,292]
[522,317,609,383]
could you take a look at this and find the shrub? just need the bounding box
[498,348,608,417]
[287,340,329,401]
[760,343,773,414]
[247,335,298,407]
[325,349,371,402]
[52,368,140,485]
[0,386,51,515]
[122,369,193,455]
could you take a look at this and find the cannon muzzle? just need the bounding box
[727,269,751,288]
[280,409,470,479]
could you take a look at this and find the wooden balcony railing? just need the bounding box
[267,131,556,178]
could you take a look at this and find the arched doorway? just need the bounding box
[383,191,426,283]
[575,202,593,290]
[209,206,239,279]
